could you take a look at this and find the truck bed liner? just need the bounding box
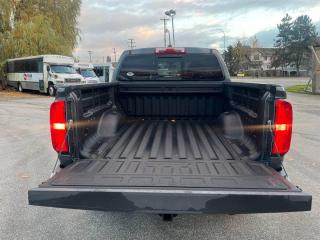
[49,159,290,190]
[48,120,290,190]
[95,120,239,161]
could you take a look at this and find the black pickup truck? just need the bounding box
[29,47,311,220]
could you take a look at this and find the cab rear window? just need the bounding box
[118,53,224,81]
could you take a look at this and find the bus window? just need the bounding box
[37,59,43,73]
[29,59,38,72]
[15,61,25,73]
[7,62,14,73]
[27,58,43,73]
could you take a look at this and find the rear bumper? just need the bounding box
[28,187,312,214]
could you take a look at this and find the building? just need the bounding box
[240,47,310,77]
[247,48,273,75]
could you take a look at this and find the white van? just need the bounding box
[74,63,99,84]
[6,55,85,96]
[93,63,114,83]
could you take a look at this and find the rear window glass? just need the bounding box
[118,53,224,81]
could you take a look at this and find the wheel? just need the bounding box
[18,83,23,92]
[48,84,56,97]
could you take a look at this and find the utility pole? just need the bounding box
[128,38,136,49]
[160,18,169,47]
[88,51,93,63]
[113,48,117,63]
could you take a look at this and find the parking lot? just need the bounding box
[0,78,319,240]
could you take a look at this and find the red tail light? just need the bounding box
[50,100,69,153]
[272,100,293,155]
[155,48,186,55]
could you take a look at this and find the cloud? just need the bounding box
[194,0,320,13]
[75,0,320,62]
[254,29,278,47]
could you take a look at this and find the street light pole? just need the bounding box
[166,29,172,47]
[171,15,175,47]
[165,9,176,47]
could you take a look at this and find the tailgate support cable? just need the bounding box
[50,120,73,178]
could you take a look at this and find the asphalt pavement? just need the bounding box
[0,78,319,240]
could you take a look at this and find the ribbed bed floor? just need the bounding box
[94,120,239,161]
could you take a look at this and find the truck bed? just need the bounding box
[49,120,289,190]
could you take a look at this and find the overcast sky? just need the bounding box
[74,0,320,63]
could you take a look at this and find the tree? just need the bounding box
[272,14,318,76]
[272,14,293,73]
[2,15,71,58]
[249,35,259,48]
[224,41,247,75]
[0,0,13,34]
[290,15,317,75]
[0,0,81,57]
[235,41,253,72]
[11,0,81,53]
[0,0,82,88]
[224,45,236,75]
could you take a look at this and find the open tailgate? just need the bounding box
[29,160,311,214]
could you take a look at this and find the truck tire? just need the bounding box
[18,83,23,92]
[48,84,56,97]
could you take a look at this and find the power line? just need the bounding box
[128,38,136,49]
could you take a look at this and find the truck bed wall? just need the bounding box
[118,92,226,118]
[64,82,275,163]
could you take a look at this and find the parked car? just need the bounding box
[29,47,311,221]
[74,63,99,84]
